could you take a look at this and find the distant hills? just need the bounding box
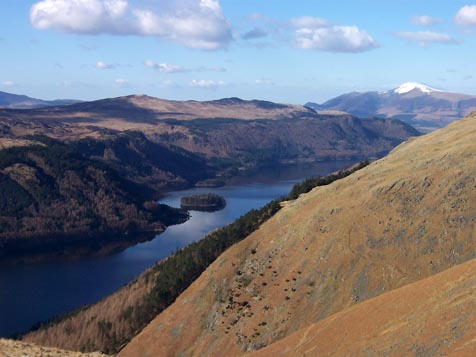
[0,93,418,259]
[0,94,328,125]
[0,90,80,109]
[306,82,476,132]
[0,94,418,165]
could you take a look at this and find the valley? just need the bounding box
[3,2,476,355]
[1,90,475,356]
[0,94,417,260]
[116,112,476,356]
[0,161,352,343]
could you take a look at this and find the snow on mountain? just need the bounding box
[392,82,442,94]
[305,83,476,132]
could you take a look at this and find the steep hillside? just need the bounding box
[306,82,476,132]
[120,113,476,356]
[0,90,79,109]
[70,131,212,191]
[0,136,188,259]
[150,116,417,163]
[251,259,476,356]
[0,339,107,357]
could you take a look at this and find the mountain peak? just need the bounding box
[393,82,442,94]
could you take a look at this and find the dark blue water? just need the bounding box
[0,161,353,337]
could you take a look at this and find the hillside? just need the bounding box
[306,82,476,132]
[0,90,79,109]
[0,95,419,166]
[0,95,319,128]
[69,131,212,191]
[0,339,107,357]
[0,136,191,259]
[119,112,476,356]
[250,259,476,356]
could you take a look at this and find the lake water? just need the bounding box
[0,161,355,337]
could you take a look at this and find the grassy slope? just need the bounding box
[250,259,476,356]
[119,114,476,356]
[0,339,108,357]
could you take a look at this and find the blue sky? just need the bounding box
[1,0,476,103]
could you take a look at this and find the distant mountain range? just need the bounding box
[306,82,476,132]
[0,94,418,164]
[0,91,80,109]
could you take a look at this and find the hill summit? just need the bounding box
[391,82,442,94]
[306,83,476,132]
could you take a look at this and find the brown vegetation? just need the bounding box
[0,95,419,166]
[250,259,476,356]
[119,113,476,356]
[0,339,108,357]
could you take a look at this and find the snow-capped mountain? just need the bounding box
[392,82,442,95]
[306,83,476,132]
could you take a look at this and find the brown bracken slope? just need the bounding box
[250,259,476,356]
[0,339,108,357]
[119,113,476,356]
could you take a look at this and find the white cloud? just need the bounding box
[292,17,378,53]
[114,78,129,87]
[396,31,458,47]
[190,79,225,88]
[1,81,15,87]
[96,60,114,69]
[144,60,226,73]
[30,0,232,50]
[292,16,328,28]
[255,78,274,85]
[160,79,177,88]
[30,0,129,34]
[144,60,184,73]
[455,5,476,28]
[292,17,379,53]
[411,15,441,26]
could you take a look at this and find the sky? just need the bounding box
[0,0,476,104]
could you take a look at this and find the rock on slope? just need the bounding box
[250,259,476,356]
[0,339,107,357]
[119,113,476,356]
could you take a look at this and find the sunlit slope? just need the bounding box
[250,259,476,356]
[120,113,476,356]
[0,339,107,357]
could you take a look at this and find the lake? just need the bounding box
[0,161,355,337]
